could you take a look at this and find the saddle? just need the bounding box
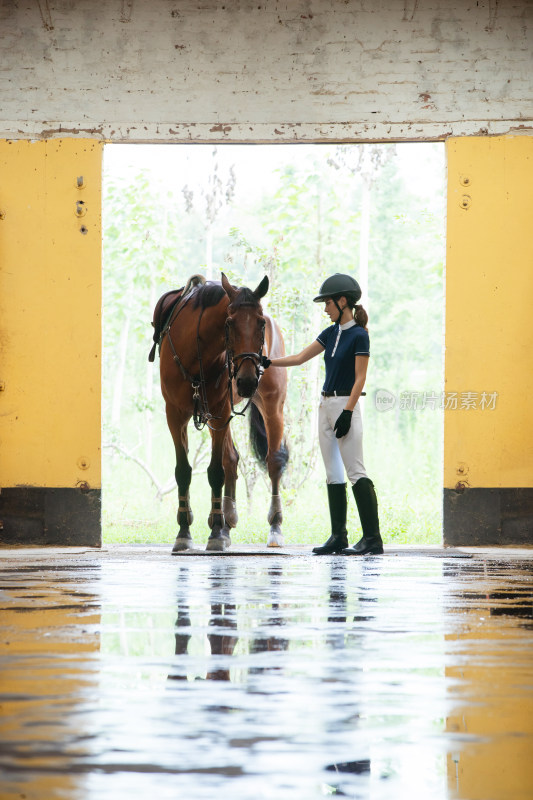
[148,274,206,362]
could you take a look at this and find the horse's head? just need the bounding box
[221,272,269,398]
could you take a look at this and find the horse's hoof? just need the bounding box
[267,529,284,548]
[172,536,195,554]
[206,531,231,552]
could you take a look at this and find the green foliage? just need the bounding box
[102,144,445,546]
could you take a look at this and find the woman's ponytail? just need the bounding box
[354,304,368,330]
[338,292,369,330]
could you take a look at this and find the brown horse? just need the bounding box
[157,272,288,553]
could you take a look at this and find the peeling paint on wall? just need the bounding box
[0,0,531,142]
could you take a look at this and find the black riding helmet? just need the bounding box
[314,273,362,323]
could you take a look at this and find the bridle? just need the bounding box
[225,308,265,420]
[163,295,265,431]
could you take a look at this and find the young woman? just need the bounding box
[261,273,383,556]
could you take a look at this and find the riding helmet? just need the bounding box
[313,273,362,303]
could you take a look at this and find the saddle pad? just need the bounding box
[148,287,183,362]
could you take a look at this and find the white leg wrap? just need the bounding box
[267,494,284,547]
[223,495,238,528]
[267,494,282,525]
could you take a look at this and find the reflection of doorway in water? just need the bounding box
[102,142,445,549]
[97,556,456,796]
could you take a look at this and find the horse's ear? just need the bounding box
[221,272,237,302]
[253,275,269,300]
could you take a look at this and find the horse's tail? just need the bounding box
[249,402,289,473]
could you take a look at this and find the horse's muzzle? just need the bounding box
[236,375,259,398]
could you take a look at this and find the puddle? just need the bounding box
[1,554,532,798]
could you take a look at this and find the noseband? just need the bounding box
[225,310,265,417]
[225,315,265,382]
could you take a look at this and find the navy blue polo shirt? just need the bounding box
[316,320,370,393]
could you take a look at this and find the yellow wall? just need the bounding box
[0,139,102,489]
[445,136,533,490]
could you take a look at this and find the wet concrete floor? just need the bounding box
[1,544,532,799]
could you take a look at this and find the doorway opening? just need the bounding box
[102,143,445,547]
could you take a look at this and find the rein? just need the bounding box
[163,297,265,431]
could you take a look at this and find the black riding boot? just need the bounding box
[312,483,348,555]
[343,477,384,555]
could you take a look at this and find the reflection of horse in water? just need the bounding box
[168,561,381,683]
[168,563,288,682]
[152,273,288,553]
[169,564,238,682]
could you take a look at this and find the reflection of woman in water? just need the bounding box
[261,273,383,556]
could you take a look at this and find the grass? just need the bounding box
[102,466,442,546]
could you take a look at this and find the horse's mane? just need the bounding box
[193,281,260,310]
[193,282,226,309]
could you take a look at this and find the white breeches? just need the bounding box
[318,396,368,485]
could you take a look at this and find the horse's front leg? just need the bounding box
[166,404,195,553]
[263,407,288,548]
[222,429,239,537]
[266,467,284,548]
[206,426,231,552]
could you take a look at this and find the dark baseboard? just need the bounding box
[0,487,101,547]
[443,487,533,546]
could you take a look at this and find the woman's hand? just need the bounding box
[334,409,353,438]
[263,340,324,369]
